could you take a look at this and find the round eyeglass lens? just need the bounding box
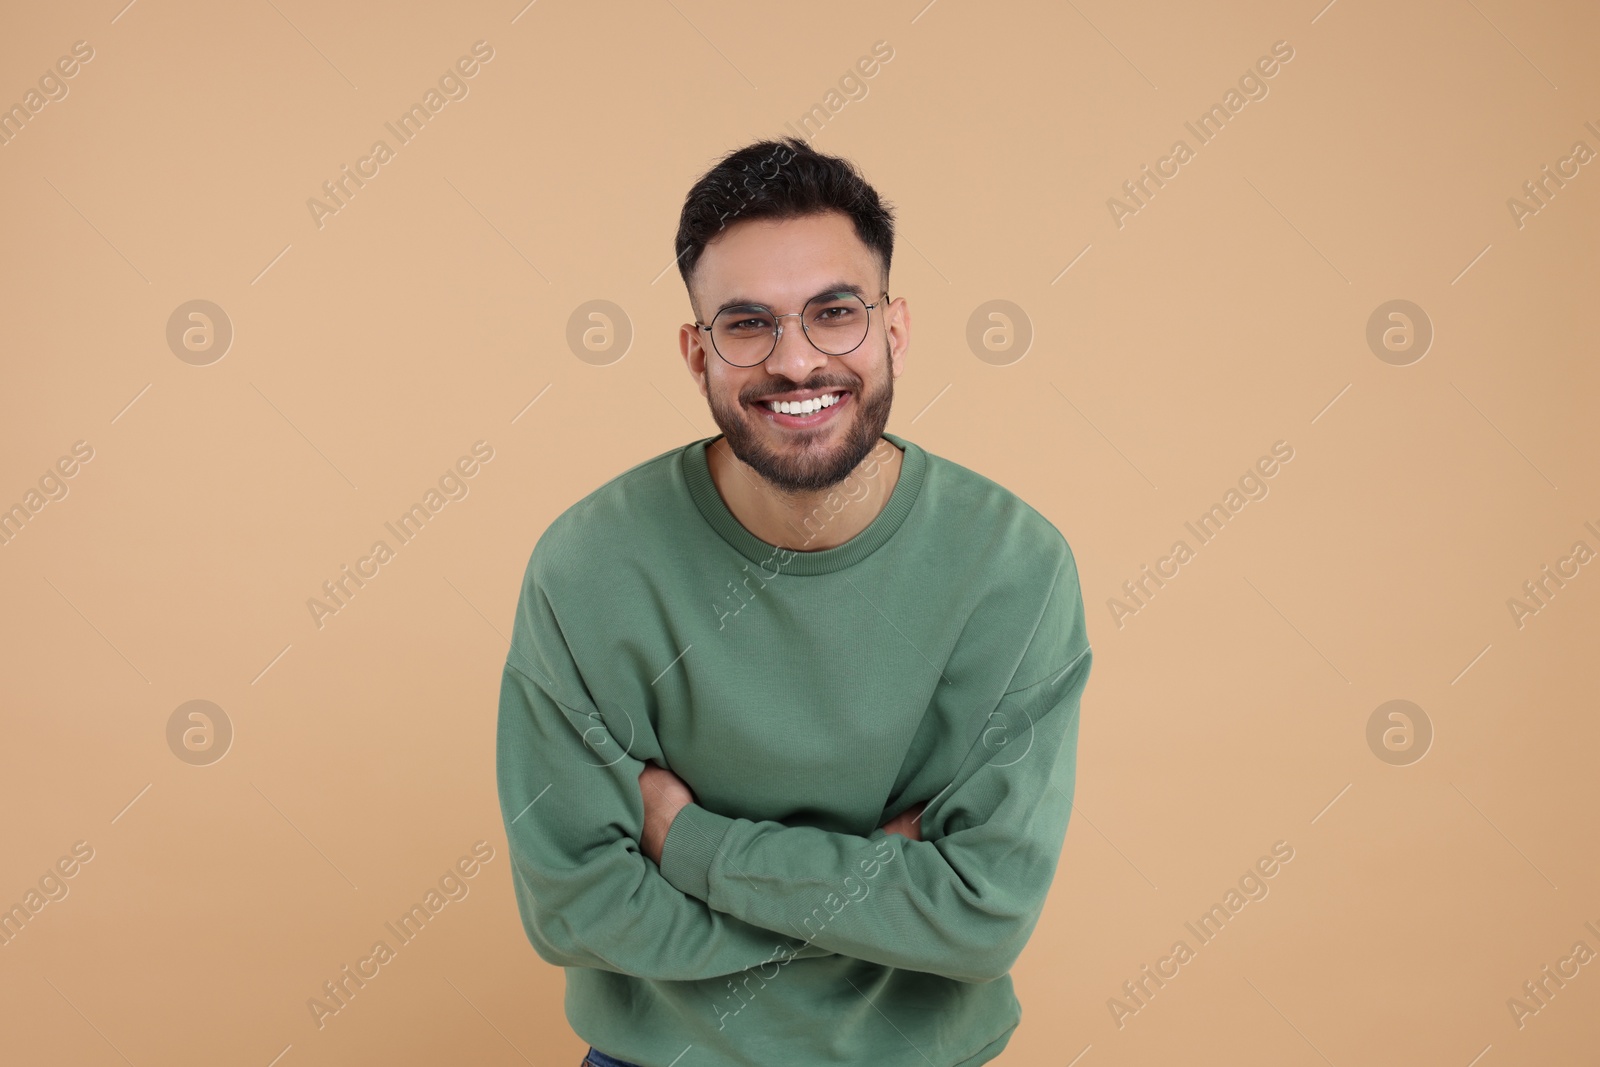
[710,292,871,366]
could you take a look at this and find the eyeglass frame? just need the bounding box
[693,289,891,367]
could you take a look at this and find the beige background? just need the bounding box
[2,1,1597,1064]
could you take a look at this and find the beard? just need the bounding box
[707,344,894,496]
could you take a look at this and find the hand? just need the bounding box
[639,760,695,865]
[880,800,926,841]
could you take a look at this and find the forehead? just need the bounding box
[693,211,878,309]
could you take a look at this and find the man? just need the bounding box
[496,137,1092,1067]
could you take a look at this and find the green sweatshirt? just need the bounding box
[496,432,1091,1067]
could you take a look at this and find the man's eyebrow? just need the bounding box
[713,282,867,317]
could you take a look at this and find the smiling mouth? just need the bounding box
[757,390,847,415]
[752,389,852,428]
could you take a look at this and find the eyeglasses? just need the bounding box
[695,290,889,368]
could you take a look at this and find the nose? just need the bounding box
[766,313,830,380]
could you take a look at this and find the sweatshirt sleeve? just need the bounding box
[656,550,1092,985]
[495,569,835,982]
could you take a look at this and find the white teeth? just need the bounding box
[764,392,842,416]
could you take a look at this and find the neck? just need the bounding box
[707,436,904,552]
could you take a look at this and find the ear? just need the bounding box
[884,295,910,380]
[680,322,711,399]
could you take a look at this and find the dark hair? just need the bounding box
[674,137,895,309]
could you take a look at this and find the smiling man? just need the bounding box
[496,138,1093,1067]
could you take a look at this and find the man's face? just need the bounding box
[680,210,908,495]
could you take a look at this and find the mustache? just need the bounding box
[746,381,858,403]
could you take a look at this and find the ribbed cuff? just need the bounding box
[657,802,735,903]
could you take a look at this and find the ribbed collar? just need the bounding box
[681,432,927,576]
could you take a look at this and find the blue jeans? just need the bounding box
[582,1048,644,1067]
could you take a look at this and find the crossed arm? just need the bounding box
[498,552,1090,986]
[637,761,925,862]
